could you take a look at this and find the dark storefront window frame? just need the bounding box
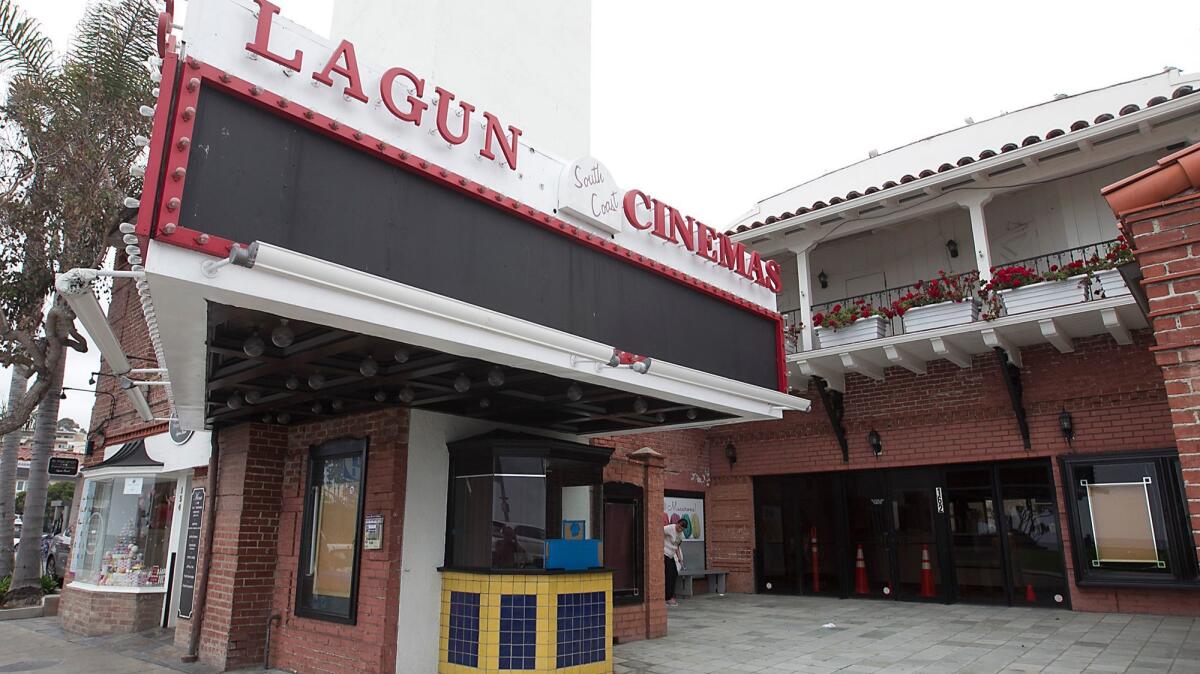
[443,432,612,574]
[1060,449,1199,589]
[604,481,644,604]
[296,436,369,624]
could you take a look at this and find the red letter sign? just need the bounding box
[623,190,653,230]
[312,39,368,103]
[435,87,475,145]
[479,112,522,171]
[245,0,302,71]
[380,67,427,125]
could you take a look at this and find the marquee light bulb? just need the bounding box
[655,412,666,423]
[261,414,273,424]
[270,319,294,348]
[633,397,649,415]
[566,383,583,402]
[134,135,150,147]
[226,393,244,410]
[138,105,156,117]
[125,245,140,257]
[242,333,265,358]
[374,390,387,403]
[119,222,136,234]
[123,197,140,209]
[453,373,471,393]
[129,255,143,266]
[276,412,291,424]
[285,375,300,390]
[149,70,162,83]
[123,234,139,245]
[130,164,145,178]
[686,408,698,420]
[311,401,323,414]
[479,397,491,409]
[151,87,160,98]
[331,399,345,411]
[359,356,379,377]
[308,372,326,390]
[487,366,505,387]
[398,387,415,404]
[244,391,262,405]
[394,347,410,363]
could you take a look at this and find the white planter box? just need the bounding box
[902,300,978,333]
[1094,268,1131,298]
[816,314,886,348]
[999,275,1091,315]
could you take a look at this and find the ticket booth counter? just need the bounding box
[439,432,613,673]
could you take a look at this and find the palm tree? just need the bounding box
[0,0,155,604]
[0,366,28,578]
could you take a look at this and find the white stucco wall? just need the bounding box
[331,0,591,160]
[395,410,498,674]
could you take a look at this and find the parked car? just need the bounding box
[43,527,71,582]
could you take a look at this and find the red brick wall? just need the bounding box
[266,408,408,674]
[59,585,164,636]
[602,450,667,643]
[648,333,1184,613]
[197,422,289,669]
[1118,192,1200,614]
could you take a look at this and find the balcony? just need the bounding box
[781,240,1148,391]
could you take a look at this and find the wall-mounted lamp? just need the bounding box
[946,239,959,258]
[867,430,883,457]
[817,270,829,289]
[724,441,738,467]
[1059,409,1074,446]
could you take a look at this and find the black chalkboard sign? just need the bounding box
[47,457,79,476]
[177,487,205,619]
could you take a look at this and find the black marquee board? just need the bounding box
[177,487,205,620]
[178,88,780,389]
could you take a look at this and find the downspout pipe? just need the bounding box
[182,428,221,663]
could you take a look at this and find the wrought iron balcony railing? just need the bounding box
[781,239,1122,354]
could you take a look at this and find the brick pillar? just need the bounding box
[628,447,667,639]
[1121,194,1200,558]
[198,422,288,670]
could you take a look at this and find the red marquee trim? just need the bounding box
[150,57,789,389]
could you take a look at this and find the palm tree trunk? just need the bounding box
[0,366,28,578]
[12,351,64,595]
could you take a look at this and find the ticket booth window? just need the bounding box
[297,437,368,623]
[445,433,608,572]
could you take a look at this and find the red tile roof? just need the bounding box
[731,84,1197,235]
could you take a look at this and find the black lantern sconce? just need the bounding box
[817,270,829,289]
[946,239,959,258]
[1059,409,1074,447]
[724,441,738,467]
[867,430,883,457]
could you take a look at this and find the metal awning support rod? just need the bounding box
[55,267,156,422]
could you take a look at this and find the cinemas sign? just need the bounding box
[240,0,780,295]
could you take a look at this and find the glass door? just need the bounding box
[997,463,1068,608]
[944,466,1008,604]
[844,471,893,598]
[887,469,946,602]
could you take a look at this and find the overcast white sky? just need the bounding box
[12,0,1200,426]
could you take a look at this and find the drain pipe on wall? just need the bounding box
[264,614,281,669]
[182,428,221,663]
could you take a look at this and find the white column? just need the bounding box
[963,194,994,281]
[792,247,815,352]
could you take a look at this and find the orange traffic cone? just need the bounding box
[810,526,820,593]
[854,544,869,595]
[919,544,936,598]
[1025,583,1036,603]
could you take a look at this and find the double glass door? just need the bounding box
[754,460,1067,607]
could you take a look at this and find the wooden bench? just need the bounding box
[676,568,728,597]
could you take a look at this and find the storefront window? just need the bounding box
[1061,451,1198,586]
[297,437,367,623]
[445,433,610,572]
[71,475,176,588]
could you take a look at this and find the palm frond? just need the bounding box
[0,0,54,80]
[65,0,156,103]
